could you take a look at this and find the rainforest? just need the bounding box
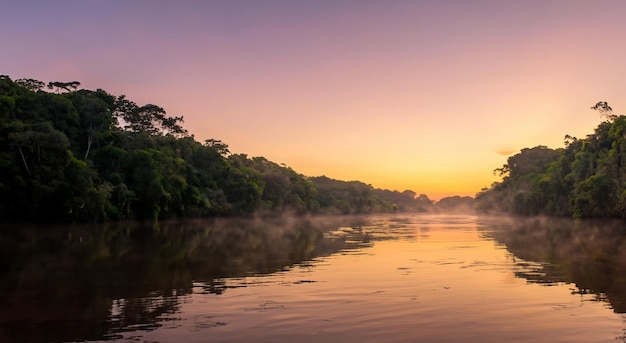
[2,75,626,222]
[3,75,626,342]
[476,101,626,218]
[0,76,441,223]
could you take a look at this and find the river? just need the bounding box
[1,214,625,342]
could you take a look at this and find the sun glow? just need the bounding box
[4,1,626,198]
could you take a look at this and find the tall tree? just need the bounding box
[15,78,45,92]
[47,81,81,94]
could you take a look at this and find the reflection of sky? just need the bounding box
[4,1,626,199]
[125,215,623,342]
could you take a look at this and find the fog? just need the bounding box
[482,215,626,313]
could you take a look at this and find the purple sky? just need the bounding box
[4,0,626,198]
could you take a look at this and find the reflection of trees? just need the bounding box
[0,216,368,342]
[107,291,181,337]
[484,217,626,312]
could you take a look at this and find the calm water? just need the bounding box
[1,214,626,342]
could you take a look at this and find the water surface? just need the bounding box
[1,214,625,342]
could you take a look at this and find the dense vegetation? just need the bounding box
[476,102,626,218]
[0,75,445,223]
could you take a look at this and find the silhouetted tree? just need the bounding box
[15,78,45,92]
[47,81,81,93]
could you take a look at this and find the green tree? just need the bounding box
[115,100,188,138]
[571,174,617,218]
[15,78,45,92]
[65,89,117,160]
[125,149,170,220]
[478,102,626,218]
[47,81,81,93]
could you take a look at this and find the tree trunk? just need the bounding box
[16,144,30,174]
[84,134,93,160]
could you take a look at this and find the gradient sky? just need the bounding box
[3,1,626,200]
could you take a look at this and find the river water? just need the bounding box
[1,214,625,342]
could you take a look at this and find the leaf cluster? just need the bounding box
[0,75,438,222]
[477,104,626,218]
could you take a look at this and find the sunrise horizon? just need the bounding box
[5,2,626,340]
[3,0,625,203]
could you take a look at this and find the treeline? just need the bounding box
[0,75,455,222]
[476,102,626,218]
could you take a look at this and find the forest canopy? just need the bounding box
[0,75,451,223]
[476,102,626,219]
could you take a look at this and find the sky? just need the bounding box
[3,0,626,200]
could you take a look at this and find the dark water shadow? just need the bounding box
[0,215,370,342]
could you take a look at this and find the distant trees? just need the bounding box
[231,156,319,214]
[372,189,434,212]
[15,78,45,92]
[311,176,401,214]
[477,102,626,218]
[435,196,474,213]
[47,81,81,93]
[113,96,188,137]
[204,139,230,156]
[591,101,614,120]
[1,75,444,223]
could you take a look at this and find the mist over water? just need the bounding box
[1,214,625,342]
[485,216,626,312]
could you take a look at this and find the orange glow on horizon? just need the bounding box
[4,1,626,200]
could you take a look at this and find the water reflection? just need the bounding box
[0,216,368,342]
[483,216,626,313]
[1,215,625,342]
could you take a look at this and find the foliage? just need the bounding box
[311,176,402,214]
[477,103,626,218]
[373,189,434,212]
[434,196,475,213]
[0,75,438,222]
